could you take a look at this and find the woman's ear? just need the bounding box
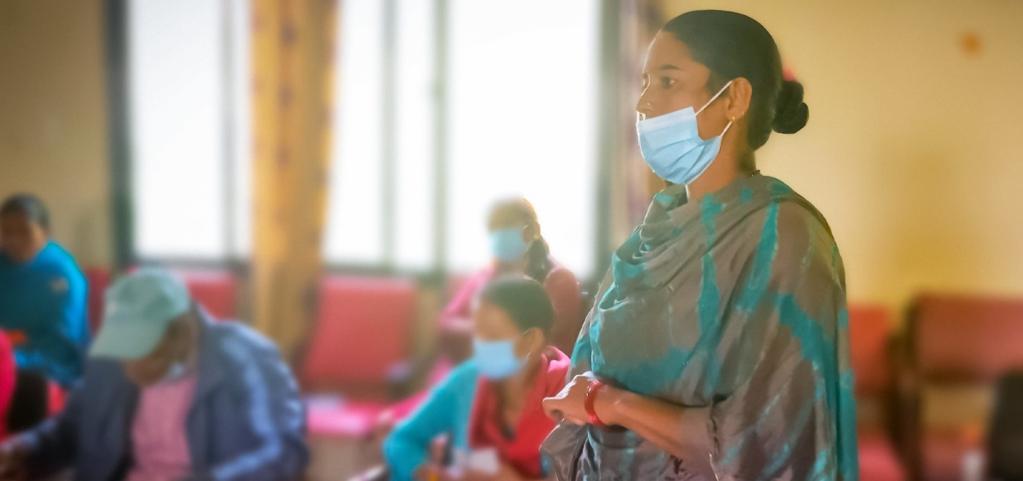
[726,77,753,121]
[522,222,540,243]
[518,328,546,357]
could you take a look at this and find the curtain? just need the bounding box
[250,0,339,358]
[608,0,667,248]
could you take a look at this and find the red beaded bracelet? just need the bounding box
[585,379,608,428]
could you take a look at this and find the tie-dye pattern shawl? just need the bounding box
[543,175,858,481]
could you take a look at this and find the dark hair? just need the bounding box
[480,275,555,334]
[0,194,50,232]
[487,198,553,282]
[662,10,808,151]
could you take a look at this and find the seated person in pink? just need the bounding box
[441,197,583,361]
[0,268,307,481]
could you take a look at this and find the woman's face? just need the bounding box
[636,32,732,141]
[472,300,544,360]
[0,213,47,264]
[487,210,538,245]
[487,209,539,265]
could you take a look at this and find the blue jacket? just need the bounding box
[0,241,90,386]
[18,313,308,481]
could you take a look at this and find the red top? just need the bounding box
[0,334,16,440]
[440,262,583,356]
[468,348,570,479]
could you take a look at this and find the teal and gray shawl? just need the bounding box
[543,175,858,481]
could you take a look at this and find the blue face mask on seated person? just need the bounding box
[489,227,530,263]
[472,337,524,380]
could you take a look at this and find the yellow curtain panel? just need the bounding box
[250,0,338,358]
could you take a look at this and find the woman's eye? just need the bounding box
[660,77,677,89]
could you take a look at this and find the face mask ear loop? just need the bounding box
[695,79,734,116]
[720,119,734,137]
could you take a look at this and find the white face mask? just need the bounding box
[159,360,189,384]
[636,80,734,185]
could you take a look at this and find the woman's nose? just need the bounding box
[635,98,652,119]
[635,87,653,117]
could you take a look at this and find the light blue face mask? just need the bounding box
[472,337,524,380]
[489,227,529,263]
[636,80,734,185]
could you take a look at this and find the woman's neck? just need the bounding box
[496,256,529,275]
[687,145,754,202]
[497,351,543,404]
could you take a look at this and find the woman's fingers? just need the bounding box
[544,396,588,425]
[542,396,563,419]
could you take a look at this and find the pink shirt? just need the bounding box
[126,373,197,481]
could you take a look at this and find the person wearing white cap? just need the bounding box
[0,268,308,481]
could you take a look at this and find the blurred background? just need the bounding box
[1,0,1022,479]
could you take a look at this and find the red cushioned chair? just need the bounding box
[178,270,238,321]
[302,276,417,393]
[302,276,420,479]
[302,276,418,433]
[848,305,907,481]
[902,294,1023,481]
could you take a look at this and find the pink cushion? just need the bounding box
[848,305,894,395]
[307,399,389,438]
[179,270,238,320]
[914,294,1023,382]
[858,430,906,481]
[302,276,417,387]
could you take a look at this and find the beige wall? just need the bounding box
[0,0,111,267]
[658,0,1023,311]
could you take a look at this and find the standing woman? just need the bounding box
[541,10,857,480]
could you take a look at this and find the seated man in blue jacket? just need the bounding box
[0,267,308,481]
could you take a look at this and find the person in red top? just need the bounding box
[385,276,569,481]
[441,197,583,361]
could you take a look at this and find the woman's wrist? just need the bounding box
[591,384,626,427]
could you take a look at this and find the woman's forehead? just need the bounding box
[646,33,693,67]
[474,301,519,330]
[488,210,529,228]
[644,33,713,81]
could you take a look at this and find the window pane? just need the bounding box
[230,0,252,258]
[394,0,436,270]
[446,0,599,277]
[130,0,225,258]
[323,0,385,264]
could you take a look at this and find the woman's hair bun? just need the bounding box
[773,79,809,134]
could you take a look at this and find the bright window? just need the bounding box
[446,0,598,275]
[130,0,600,278]
[130,0,249,259]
